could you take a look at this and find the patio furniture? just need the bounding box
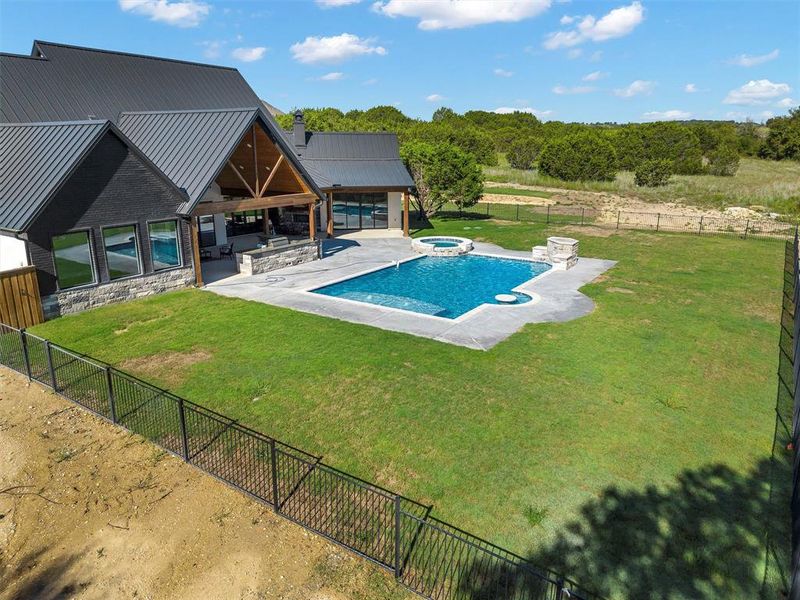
[199,247,212,261]
[219,243,234,260]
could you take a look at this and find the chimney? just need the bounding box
[293,110,306,151]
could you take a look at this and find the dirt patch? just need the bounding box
[120,349,213,389]
[0,369,409,600]
[607,287,636,295]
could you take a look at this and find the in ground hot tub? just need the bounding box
[412,236,473,256]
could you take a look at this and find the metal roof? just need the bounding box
[1,40,264,123]
[118,108,257,212]
[0,120,109,231]
[293,132,414,190]
[118,108,324,212]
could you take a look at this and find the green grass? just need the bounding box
[30,220,786,598]
[485,157,800,215]
[484,186,554,199]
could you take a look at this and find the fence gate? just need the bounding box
[0,266,44,329]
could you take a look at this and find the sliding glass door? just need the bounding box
[331,193,388,230]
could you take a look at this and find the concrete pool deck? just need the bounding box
[204,238,616,350]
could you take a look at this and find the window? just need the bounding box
[198,215,216,247]
[332,193,389,230]
[148,220,181,270]
[52,231,95,289]
[102,225,142,280]
[224,210,264,237]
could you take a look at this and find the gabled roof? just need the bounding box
[0,120,109,231]
[1,40,263,123]
[0,120,186,232]
[295,132,414,190]
[118,108,324,213]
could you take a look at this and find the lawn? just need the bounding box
[484,186,554,199]
[485,156,800,215]
[30,219,785,598]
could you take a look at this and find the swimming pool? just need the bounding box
[312,254,551,319]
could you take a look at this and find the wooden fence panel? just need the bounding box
[0,266,44,329]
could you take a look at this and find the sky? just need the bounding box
[0,0,798,123]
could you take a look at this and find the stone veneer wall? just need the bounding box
[42,267,196,318]
[238,240,320,276]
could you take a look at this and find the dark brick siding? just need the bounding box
[26,131,193,296]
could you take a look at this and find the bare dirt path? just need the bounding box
[0,369,408,600]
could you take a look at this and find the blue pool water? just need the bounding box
[111,239,179,266]
[312,254,550,318]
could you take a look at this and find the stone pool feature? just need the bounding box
[412,236,473,256]
[532,237,580,270]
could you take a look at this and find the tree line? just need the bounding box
[277,106,800,216]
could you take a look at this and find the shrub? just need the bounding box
[634,159,673,187]
[760,107,800,161]
[538,133,618,181]
[506,137,540,170]
[707,145,740,176]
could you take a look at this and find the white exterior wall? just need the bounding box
[199,184,228,245]
[388,192,403,229]
[0,235,29,271]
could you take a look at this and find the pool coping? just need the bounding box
[303,252,556,324]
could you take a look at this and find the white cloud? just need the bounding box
[316,0,362,7]
[589,50,603,62]
[426,93,446,102]
[494,68,514,77]
[724,79,791,105]
[727,49,779,67]
[642,109,693,121]
[544,1,644,49]
[118,0,210,27]
[560,14,575,25]
[290,33,387,64]
[494,106,554,118]
[684,83,697,93]
[760,110,775,120]
[776,97,796,108]
[231,46,267,62]
[566,48,582,59]
[582,70,607,81]
[614,79,655,98]
[552,84,595,94]
[318,71,345,81]
[200,40,224,59]
[373,0,551,30]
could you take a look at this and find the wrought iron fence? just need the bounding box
[438,202,797,240]
[787,233,800,599]
[0,323,597,600]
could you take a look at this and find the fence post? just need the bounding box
[555,578,565,600]
[547,205,551,224]
[656,213,661,232]
[394,495,402,579]
[44,340,57,391]
[516,204,519,221]
[19,329,31,381]
[486,203,490,216]
[743,219,749,239]
[699,215,704,235]
[105,366,117,423]
[581,208,585,226]
[270,438,281,512]
[616,211,621,230]
[177,396,189,461]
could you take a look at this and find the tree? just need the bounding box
[639,123,704,175]
[707,145,740,176]
[400,141,484,216]
[539,133,618,181]
[634,159,672,187]
[506,137,540,170]
[760,107,800,160]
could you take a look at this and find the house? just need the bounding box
[0,41,413,320]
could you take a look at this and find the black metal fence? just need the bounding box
[786,234,800,599]
[438,202,798,240]
[0,324,597,600]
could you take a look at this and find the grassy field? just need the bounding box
[30,220,785,598]
[485,156,800,215]
[484,186,554,199]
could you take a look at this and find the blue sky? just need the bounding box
[1,0,798,123]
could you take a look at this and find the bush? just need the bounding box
[707,145,740,176]
[506,137,540,170]
[538,133,618,181]
[760,107,800,161]
[634,159,673,187]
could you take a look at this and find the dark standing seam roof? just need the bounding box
[118,108,258,213]
[294,132,414,190]
[1,41,265,123]
[0,121,109,231]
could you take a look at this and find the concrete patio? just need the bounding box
[203,237,616,350]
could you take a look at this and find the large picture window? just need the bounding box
[148,220,181,270]
[52,231,95,289]
[102,225,142,280]
[332,193,388,230]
